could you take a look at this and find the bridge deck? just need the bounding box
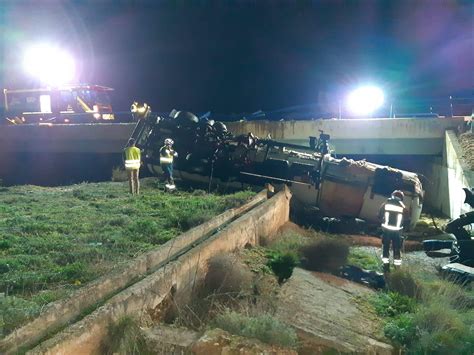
[0,117,467,155]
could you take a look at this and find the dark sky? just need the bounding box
[1,0,472,113]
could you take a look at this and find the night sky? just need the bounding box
[1,0,472,114]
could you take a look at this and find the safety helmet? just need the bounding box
[392,190,404,200]
[164,138,174,146]
[213,121,228,133]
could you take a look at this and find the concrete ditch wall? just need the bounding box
[0,191,267,354]
[424,131,473,218]
[27,187,291,355]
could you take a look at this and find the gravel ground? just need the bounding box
[353,246,450,276]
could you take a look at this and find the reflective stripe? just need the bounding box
[394,259,402,266]
[382,257,390,264]
[385,204,404,213]
[382,223,402,231]
[160,156,173,164]
[382,202,404,230]
[125,159,140,169]
[396,214,403,228]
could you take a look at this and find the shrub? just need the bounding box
[101,316,151,355]
[383,313,416,347]
[412,301,473,354]
[385,268,421,299]
[300,238,349,272]
[204,254,253,296]
[266,251,298,283]
[213,310,298,348]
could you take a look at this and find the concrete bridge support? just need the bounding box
[423,131,473,218]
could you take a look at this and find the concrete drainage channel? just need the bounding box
[1,186,291,354]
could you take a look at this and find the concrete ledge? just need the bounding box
[0,191,267,354]
[27,188,291,355]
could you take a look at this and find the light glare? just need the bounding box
[23,44,75,85]
[347,86,384,115]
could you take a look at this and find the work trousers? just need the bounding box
[162,164,174,185]
[382,229,402,262]
[127,169,140,195]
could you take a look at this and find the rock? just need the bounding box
[142,324,201,354]
[275,268,393,354]
[192,328,297,355]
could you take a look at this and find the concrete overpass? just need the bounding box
[226,117,467,155]
[0,117,466,155]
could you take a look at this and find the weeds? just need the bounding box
[383,313,416,347]
[413,301,473,354]
[0,296,40,337]
[213,310,298,348]
[100,316,151,355]
[370,292,417,318]
[370,273,474,353]
[385,268,421,299]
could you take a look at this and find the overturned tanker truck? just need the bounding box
[129,103,424,228]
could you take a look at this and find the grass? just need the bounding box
[213,310,298,348]
[348,248,383,272]
[0,179,255,336]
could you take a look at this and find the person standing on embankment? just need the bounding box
[123,138,141,195]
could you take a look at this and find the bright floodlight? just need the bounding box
[23,44,75,85]
[347,86,384,115]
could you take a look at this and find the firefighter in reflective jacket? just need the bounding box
[123,138,141,195]
[160,138,178,188]
[378,190,406,270]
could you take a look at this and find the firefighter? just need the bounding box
[160,138,178,189]
[378,190,406,271]
[123,138,141,195]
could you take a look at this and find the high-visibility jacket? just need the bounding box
[123,146,141,170]
[379,197,405,231]
[160,146,175,165]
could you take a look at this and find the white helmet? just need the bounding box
[164,138,174,146]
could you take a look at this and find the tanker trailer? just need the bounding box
[129,103,424,228]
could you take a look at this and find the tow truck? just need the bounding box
[2,84,115,124]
